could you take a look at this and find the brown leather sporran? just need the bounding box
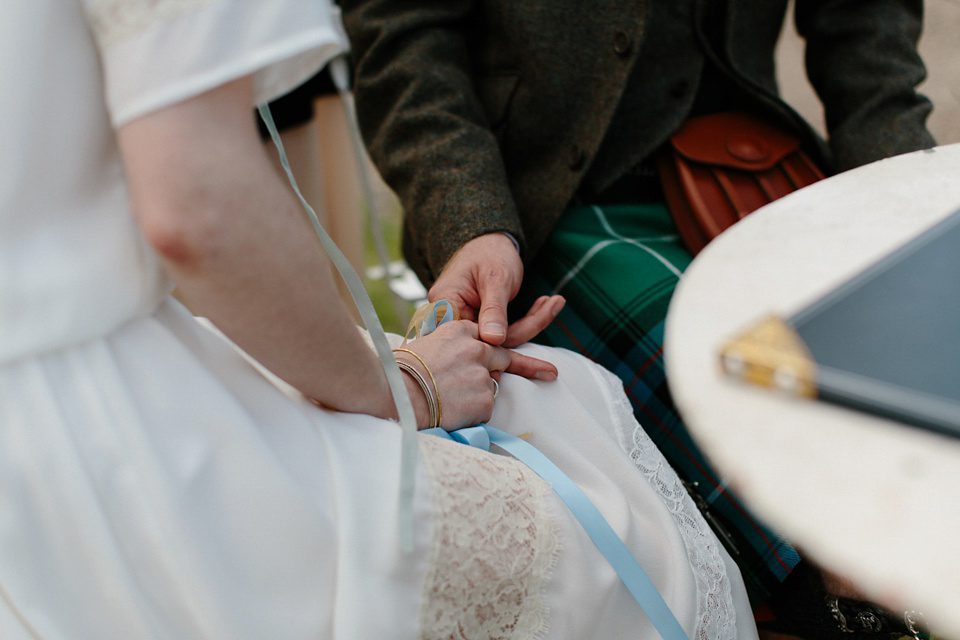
[657,111,825,255]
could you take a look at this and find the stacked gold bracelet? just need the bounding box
[393,348,442,429]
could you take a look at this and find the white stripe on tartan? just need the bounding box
[592,206,685,279]
[554,239,618,294]
[554,205,685,294]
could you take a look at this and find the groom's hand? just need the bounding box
[427,233,564,380]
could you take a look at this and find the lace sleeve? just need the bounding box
[418,436,560,639]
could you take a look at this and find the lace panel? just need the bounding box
[598,366,740,640]
[85,0,215,46]
[419,436,559,640]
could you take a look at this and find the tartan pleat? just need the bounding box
[514,203,799,607]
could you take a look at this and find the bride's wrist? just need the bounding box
[393,348,441,429]
[398,367,431,429]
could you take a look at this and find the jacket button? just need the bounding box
[613,31,633,56]
[568,145,587,171]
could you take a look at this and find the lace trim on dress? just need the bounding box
[85,0,215,46]
[419,436,559,640]
[598,366,740,640]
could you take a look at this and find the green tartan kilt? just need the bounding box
[513,202,799,607]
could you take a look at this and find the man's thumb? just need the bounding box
[477,280,510,345]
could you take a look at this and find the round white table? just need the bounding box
[665,143,960,638]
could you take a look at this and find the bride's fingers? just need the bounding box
[443,320,510,372]
[504,350,558,381]
[482,343,513,373]
[455,321,556,381]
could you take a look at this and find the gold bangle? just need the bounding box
[396,360,437,428]
[393,348,442,428]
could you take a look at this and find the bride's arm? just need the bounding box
[118,74,562,430]
[117,75,401,419]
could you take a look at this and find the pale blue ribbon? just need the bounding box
[423,425,689,640]
[402,299,458,344]
[259,105,419,552]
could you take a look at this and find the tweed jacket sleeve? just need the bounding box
[794,0,935,171]
[340,0,523,284]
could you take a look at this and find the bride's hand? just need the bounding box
[396,320,556,431]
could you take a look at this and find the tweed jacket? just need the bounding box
[342,0,934,286]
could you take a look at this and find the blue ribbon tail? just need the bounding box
[425,424,689,640]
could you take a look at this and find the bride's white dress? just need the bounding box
[0,1,757,638]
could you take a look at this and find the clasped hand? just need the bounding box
[397,294,565,431]
[395,232,565,430]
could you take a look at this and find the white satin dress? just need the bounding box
[0,1,757,638]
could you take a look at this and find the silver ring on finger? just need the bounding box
[491,378,499,399]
